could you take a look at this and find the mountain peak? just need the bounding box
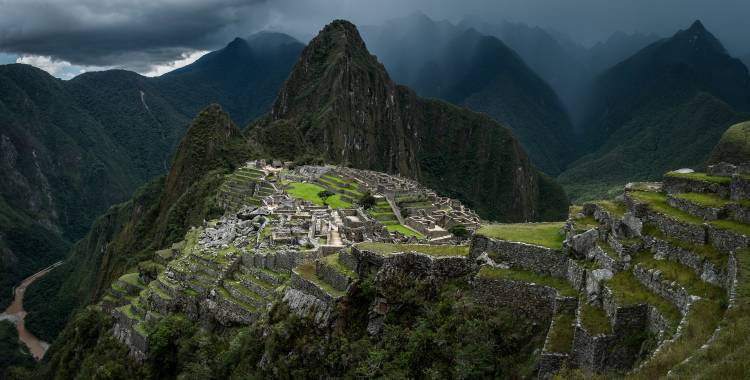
[688,19,706,33]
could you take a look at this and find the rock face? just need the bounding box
[249,20,568,222]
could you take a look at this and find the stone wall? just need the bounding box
[566,260,587,292]
[647,212,706,245]
[730,175,750,201]
[316,260,352,292]
[667,195,725,221]
[633,265,691,314]
[643,235,730,289]
[472,276,558,321]
[282,287,334,328]
[706,224,749,253]
[471,236,568,278]
[663,176,729,198]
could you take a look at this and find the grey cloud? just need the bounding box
[0,0,272,69]
[1,0,749,72]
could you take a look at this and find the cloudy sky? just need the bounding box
[1,0,749,79]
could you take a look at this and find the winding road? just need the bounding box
[0,261,62,360]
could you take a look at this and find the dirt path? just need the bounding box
[1,261,62,361]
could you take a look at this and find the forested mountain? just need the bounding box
[0,33,303,311]
[250,20,569,220]
[558,21,750,201]
[361,13,576,174]
[459,16,659,123]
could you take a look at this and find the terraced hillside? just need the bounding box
[472,163,750,377]
[35,161,750,379]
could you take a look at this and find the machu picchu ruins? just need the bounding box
[98,159,750,378]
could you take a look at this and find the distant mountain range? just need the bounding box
[558,20,750,201]
[361,13,577,174]
[459,15,661,124]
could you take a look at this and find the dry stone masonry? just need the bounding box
[103,162,747,378]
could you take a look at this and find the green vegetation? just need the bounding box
[596,200,627,217]
[0,321,34,374]
[295,263,346,297]
[627,299,724,379]
[708,120,750,165]
[628,191,704,225]
[631,253,726,300]
[580,303,611,336]
[286,182,352,208]
[642,223,725,268]
[476,222,566,249]
[357,191,377,210]
[655,248,750,378]
[665,171,731,185]
[605,271,681,330]
[710,219,750,236]
[478,266,577,297]
[356,242,469,257]
[322,253,356,278]
[385,224,426,239]
[572,214,599,233]
[546,313,575,353]
[673,192,731,208]
[448,224,469,239]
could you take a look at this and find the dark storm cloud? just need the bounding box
[1,0,749,73]
[0,0,272,70]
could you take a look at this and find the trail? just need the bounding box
[0,261,62,360]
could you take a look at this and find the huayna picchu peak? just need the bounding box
[250,20,568,223]
[4,4,750,379]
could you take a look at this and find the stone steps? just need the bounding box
[666,193,730,221]
[222,280,267,309]
[662,172,730,198]
[239,265,286,286]
[212,286,259,325]
[233,270,275,298]
[315,253,356,293]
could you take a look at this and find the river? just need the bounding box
[0,261,62,361]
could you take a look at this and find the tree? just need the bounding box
[448,224,469,239]
[358,192,377,210]
[317,190,335,204]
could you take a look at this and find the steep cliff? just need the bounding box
[249,20,568,221]
[23,105,253,340]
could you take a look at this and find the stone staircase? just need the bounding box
[217,166,271,211]
[284,250,358,327]
[471,167,747,378]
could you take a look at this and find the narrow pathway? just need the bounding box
[0,261,62,361]
[329,212,344,246]
[385,195,406,225]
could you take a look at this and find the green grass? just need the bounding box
[665,171,731,185]
[477,266,578,297]
[673,192,731,209]
[628,191,704,225]
[287,181,352,208]
[632,253,726,301]
[295,263,345,297]
[655,248,750,378]
[710,219,750,237]
[642,223,725,269]
[596,200,627,217]
[546,313,575,353]
[118,272,144,288]
[572,215,599,233]
[627,299,724,379]
[356,242,469,257]
[580,302,611,336]
[216,286,257,312]
[385,224,426,239]
[605,271,681,331]
[322,253,356,278]
[597,240,618,259]
[476,222,566,249]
